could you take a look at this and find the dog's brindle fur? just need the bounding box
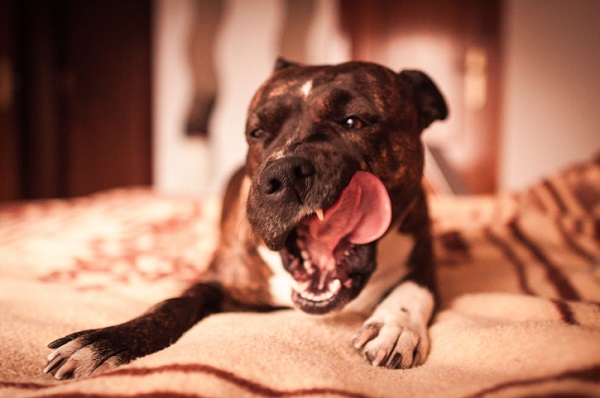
[44,59,447,379]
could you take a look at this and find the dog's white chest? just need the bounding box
[345,231,415,312]
[258,245,295,306]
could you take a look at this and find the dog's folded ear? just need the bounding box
[399,70,448,129]
[274,57,301,71]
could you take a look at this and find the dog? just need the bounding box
[44,58,447,379]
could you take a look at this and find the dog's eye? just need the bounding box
[248,128,270,141]
[343,116,365,130]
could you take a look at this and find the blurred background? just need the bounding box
[0,0,598,201]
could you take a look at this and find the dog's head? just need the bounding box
[245,59,447,314]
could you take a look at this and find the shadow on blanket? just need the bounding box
[1,157,599,397]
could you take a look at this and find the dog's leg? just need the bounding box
[44,282,224,379]
[44,169,257,380]
[353,191,436,369]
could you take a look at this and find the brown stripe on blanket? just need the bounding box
[31,392,208,398]
[0,381,48,390]
[552,176,595,217]
[437,230,472,267]
[508,219,581,301]
[554,159,600,219]
[33,391,364,398]
[463,363,600,398]
[556,218,597,262]
[439,230,471,255]
[573,184,600,214]
[530,184,562,215]
[2,364,370,398]
[100,363,371,398]
[542,179,569,214]
[550,298,579,325]
[525,187,548,213]
[484,227,535,295]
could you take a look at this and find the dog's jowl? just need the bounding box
[44,59,447,379]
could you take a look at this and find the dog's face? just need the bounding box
[245,59,447,314]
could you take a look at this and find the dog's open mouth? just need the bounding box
[280,171,392,314]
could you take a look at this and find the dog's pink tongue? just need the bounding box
[308,171,392,249]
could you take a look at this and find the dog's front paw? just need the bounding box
[44,328,127,379]
[353,281,435,369]
[353,314,429,369]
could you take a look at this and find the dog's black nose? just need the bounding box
[260,157,316,203]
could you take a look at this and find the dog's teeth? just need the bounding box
[315,208,324,221]
[301,250,309,260]
[292,279,310,292]
[328,278,342,293]
[303,260,313,273]
[297,278,343,303]
[304,287,335,302]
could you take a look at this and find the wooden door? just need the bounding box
[0,0,19,200]
[341,0,502,194]
[62,1,152,197]
[1,0,152,200]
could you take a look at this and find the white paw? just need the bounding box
[352,281,434,369]
[353,314,429,368]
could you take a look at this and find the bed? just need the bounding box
[1,157,599,397]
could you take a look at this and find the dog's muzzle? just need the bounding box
[248,157,393,314]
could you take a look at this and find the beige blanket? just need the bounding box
[1,159,599,397]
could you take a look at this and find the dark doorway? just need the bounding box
[0,0,152,200]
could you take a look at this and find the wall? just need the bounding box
[152,0,349,196]
[500,0,600,192]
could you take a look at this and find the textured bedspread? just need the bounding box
[1,158,599,397]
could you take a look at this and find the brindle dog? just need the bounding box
[44,58,447,379]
